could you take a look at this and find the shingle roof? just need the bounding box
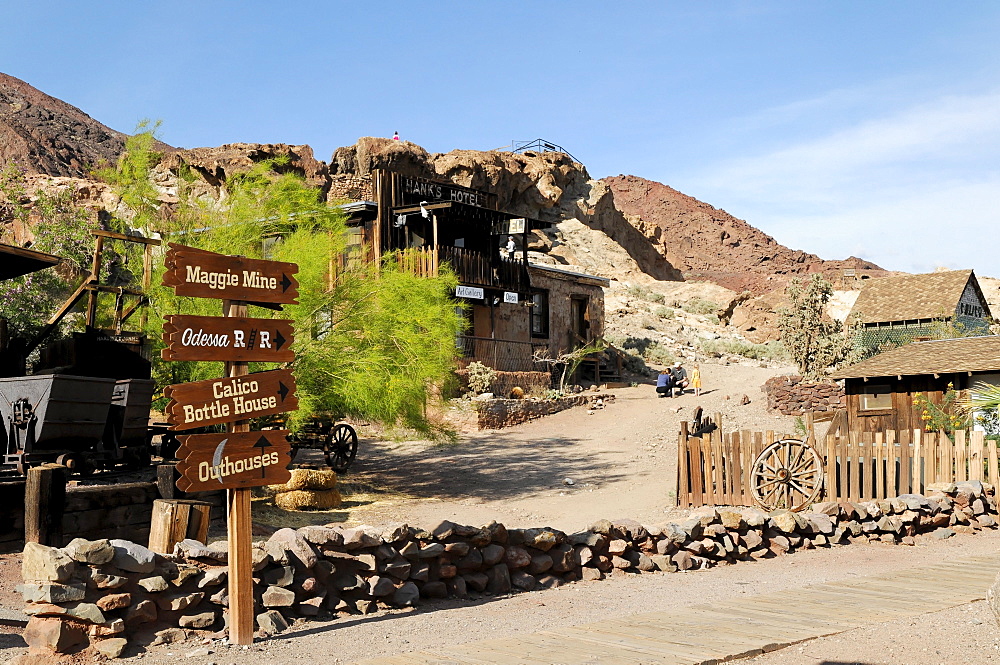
[831,335,1000,379]
[848,269,978,324]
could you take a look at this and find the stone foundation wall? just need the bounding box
[18,480,996,659]
[763,376,845,415]
[327,174,374,202]
[476,394,613,429]
[454,369,552,398]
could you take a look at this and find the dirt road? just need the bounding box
[7,360,1000,664]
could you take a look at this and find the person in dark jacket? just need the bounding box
[669,362,688,396]
[655,369,673,397]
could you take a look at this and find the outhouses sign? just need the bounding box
[174,431,291,492]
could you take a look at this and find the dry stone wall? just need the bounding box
[763,376,845,415]
[18,481,997,659]
[476,394,614,429]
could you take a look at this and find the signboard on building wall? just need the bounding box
[456,285,484,300]
[503,291,519,304]
[398,175,496,209]
[507,218,526,234]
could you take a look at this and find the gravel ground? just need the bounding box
[4,360,1000,664]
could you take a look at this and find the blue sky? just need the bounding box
[4,2,999,275]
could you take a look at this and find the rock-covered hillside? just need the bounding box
[0,73,130,178]
[604,175,882,295]
[0,72,891,363]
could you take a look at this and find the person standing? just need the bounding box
[691,363,702,397]
[505,235,516,258]
[393,131,400,141]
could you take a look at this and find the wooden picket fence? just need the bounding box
[678,426,999,508]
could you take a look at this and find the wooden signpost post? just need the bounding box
[161,244,299,645]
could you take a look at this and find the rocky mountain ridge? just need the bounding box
[0,73,129,178]
[0,72,891,359]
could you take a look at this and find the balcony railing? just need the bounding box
[393,245,528,293]
[456,335,545,372]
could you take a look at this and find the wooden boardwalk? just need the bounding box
[349,553,1000,665]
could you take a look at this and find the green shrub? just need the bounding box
[626,284,665,304]
[680,297,720,315]
[653,306,675,319]
[465,361,497,395]
[699,338,787,361]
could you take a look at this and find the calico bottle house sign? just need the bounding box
[164,368,298,430]
[161,246,300,646]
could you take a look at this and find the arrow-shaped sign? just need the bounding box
[162,243,299,304]
[161,315,295,362]
[175,430,291,492]
[163,368,298,430]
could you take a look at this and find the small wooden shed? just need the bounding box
[831,335,1000,433]
[849,269,991,353]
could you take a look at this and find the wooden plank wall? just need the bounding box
[678,428,996,508]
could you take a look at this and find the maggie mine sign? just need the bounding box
[161,314,295,362]
[163,243,299,304]
[175,430,292,492]
[164,368,297,430]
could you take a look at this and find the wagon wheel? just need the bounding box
[324,424,358,473]
[750,438,823,512]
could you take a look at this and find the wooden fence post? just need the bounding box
[677,421,688,507]
[25,465,67,546]
[148,499,212,554]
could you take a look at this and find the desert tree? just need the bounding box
[101,128,464,435]
[777,273,857,379]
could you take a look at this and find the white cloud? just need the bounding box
[696,89,1000,202]
[679,88,1000,276]
[750,178,1000,275]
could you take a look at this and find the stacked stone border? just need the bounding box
[763,375,845,416]
[18,480,996,659]
[475,393,614,429]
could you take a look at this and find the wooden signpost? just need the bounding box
[161,247,299,645]
[175,431,291,492]
[163,243,299,304]
[164,368,298,430]
[161,315,295,362]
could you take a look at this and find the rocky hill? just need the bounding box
[0,73,132,178]
[0,72,891,363]
[604,175,882,294]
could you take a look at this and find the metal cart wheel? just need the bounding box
[750,438,823,512]
[324,423,358,473]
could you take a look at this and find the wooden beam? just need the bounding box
[25,465,66,547]
[92,229,161,246]
[223,299,254,646]
[392,201,453,214]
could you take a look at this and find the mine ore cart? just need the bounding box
[0,374,155,474]
[0,237,161,474]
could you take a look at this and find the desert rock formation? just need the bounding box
[0,73,128,178]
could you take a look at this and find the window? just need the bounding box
[860,385,892,411]
[530,291,549,338]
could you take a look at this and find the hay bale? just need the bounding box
[267,468,339,493]
[273,488,343,511]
